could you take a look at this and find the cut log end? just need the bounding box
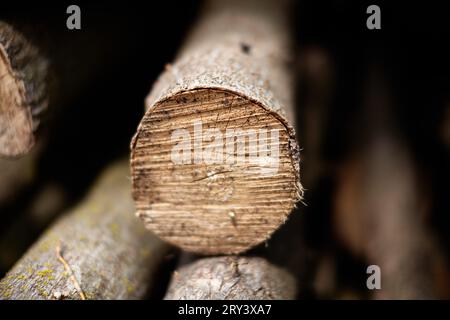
[0,21,48,158]
[0,46,34,157]
[131,88,301,254]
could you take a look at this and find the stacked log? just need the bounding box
[165,256,296,300]
[0,160,171,300]
[131,0,302,255]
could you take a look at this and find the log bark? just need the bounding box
[240,47,335,299]
[164,256,296,300]
[131,0,302,255]
[333,65,446,299]
[0,160,171,300]
[0,21,48,158]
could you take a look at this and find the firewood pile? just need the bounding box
[0,0,449,300]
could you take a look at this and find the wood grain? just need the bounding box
[131,0,302,254]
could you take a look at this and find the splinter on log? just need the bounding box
[164,256,296,300]
[0,21,48,158]
[0,160,170,300]
[131,0,302,254]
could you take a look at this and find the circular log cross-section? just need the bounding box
[132,88,299,254]
[131,0,301,255]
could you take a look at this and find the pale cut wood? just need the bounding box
[131,0,302,255]
[0,21,48,158]
[0,160,170,300]
[165,256,296,300]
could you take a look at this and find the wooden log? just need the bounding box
[0,21,48,158]
[333,65,445,299]
[254,47,335,299]
[131,0,302,255]
[0,11,142,207]
[0,160,171,300]
[259,206,314,297]
[164,256,296,300]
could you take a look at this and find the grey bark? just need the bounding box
[0,160,171,300]
[165,256,296,300]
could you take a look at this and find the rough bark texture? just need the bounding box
[0,160,170,300]
[165,256,296,300]
[333,66,445,299]
[0,21,48,158]
[131,0,302,255]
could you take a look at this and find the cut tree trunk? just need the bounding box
[131,0,302,255]
[0,21,48,158]
[0,160,171,300]
[164,256,296,300]
[333,64,445,299]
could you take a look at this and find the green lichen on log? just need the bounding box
[0,160,170,300]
